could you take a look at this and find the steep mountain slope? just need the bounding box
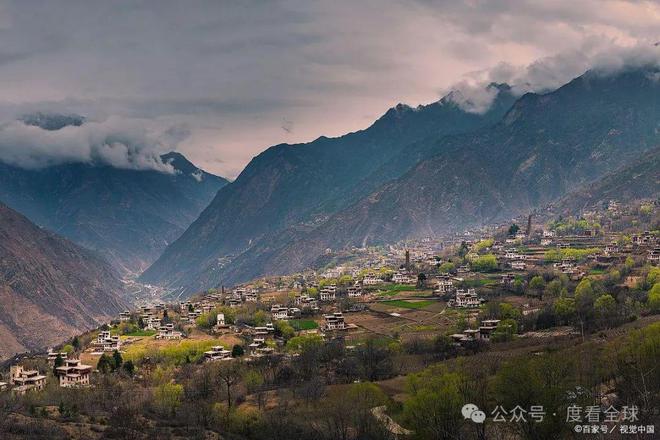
[254,68,660,276]
[552,146,660,214]
[0,202,127,360]
[142,86,516,292]
[0,152,228,274]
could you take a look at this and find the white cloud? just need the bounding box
[0,115,180,172]
[446,41,660,112]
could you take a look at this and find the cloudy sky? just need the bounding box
[0,0,658,178]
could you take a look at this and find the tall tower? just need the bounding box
[526,214,533,237]
[405,249,410,269]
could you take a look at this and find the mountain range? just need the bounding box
[0,202,126,360]
[141,85,517,293]
[0,150,228,274]
[143,67,660,293]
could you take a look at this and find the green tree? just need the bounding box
[508,223,520,236]
[122,360,135,376]
[648,283,660,312]
[472,254,498,272]
[553,297,576,324]
[112,350,123,371]
[274,320,295,340]
[154,383,184,417]
[53,353,65,375]
[438,262,455,274]
[404,365,463,439]
[594,294,616,325]
[231,344,245,357]
[544,279,562,298]
[97,353,113,374]
[416,272,427,288]
[529,276,546,298]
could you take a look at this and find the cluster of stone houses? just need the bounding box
[155,323,183,340]
[294,294,319,311]
[93,330,121,353]
[392,269,416,284]
[270,304,301,320]
[4,356,93,394]
[449,289,483,308]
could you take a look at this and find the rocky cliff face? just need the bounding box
[0,203,127,360]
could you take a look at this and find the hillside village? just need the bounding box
[1,198,659,439]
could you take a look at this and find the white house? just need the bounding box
[362,274,382,286]
[452,289,481,308]
[323,312,346,331]
[94,331,121,352]
[204,346,232,362]
[434,279,454,294]
[156,324,183,340]
[271,304,290,320]
[319,285,337,301]
[55,359,92,387]
[347,283,362,297]
[392,270,416,284]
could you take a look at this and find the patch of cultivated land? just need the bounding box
[380,299,436,309]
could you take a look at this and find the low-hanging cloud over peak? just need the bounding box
[446,42,660,113]
[0,114,183,172]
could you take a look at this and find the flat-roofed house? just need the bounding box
[10,365,46,394]
[323,312,346,331]
[204,346,232,361]
[55,359,92,387]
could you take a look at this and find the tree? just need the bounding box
[53,353,65,375]
[529,276,546,298]
[355,338,394,381]
[544,279,562,298]
[594,294,616,326]
[122,360,135,376]
[97,353,113,374]
[231,344,245,357]
[416,272,427,289]
[154,383,184,417]
[71,336,81,351]
[112,350,123,371]
[492,319,518,342]
[243,369,266,410]
[438,262,455,274]
[508,223,520,236]
[472,254,498,272]
[216,361,243,410]
[274,320,295,340]
[574,279,595,337]
[404,366,463,439]
[553,297,576,324]
[648,283,660,312]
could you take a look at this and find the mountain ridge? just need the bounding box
[0,151,228,274]
[141,86,518,292]
[0,202,127,360]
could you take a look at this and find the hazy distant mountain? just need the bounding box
[0,151,228,274]
[141,86,517,293]
[552,146,660,215]
[0,202,126,360]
